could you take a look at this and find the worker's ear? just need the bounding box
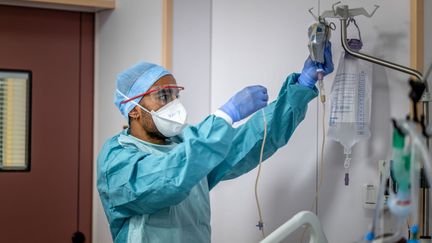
[128,107,140,120]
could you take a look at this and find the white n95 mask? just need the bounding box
[116,89,187,137]
[148,99,187,137]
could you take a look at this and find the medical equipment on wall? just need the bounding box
[318,2,428,188]
[304,2,431,241]
[327,18,373,186]
[308,8,334,104]
[360,78,429,242]
[362,116,432,243]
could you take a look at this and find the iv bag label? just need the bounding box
[329,72,357,124]
[356,71,367,135]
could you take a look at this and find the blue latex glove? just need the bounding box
[220,85,268,122]
[298,41,334,88]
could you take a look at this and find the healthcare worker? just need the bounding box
[97,42,333,243]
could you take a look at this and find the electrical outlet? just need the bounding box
[363,184,377,209]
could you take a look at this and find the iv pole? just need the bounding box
[261,3,431,243]
[320,2,430,239]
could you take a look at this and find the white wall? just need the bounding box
[210,1,318,242]
[172,0,212,124]
[93,1,164,242]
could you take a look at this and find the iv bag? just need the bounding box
[328,51,373,155]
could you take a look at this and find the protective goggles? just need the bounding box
[120,85,184,106]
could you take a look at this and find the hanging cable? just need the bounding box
[301,88,327,243]
[255,109,268,239]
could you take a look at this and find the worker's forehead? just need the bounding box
[150,74,176,88]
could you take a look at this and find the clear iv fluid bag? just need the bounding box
[328,51,373,154]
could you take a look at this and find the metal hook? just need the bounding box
[308,7,319,21]
[367,5,380,18]
[332,1,342,16]
[347,18,362,41]
[328,22,336,30]
[351,5,380,18]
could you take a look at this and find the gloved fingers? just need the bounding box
[254,99,268,110]
[260,87,268,99]
[324,41,332,59]
[323,41,334,74]
[303,56,314,68]
[325,40,332,50]
[250,86,268,111]
[255,86,268,103]
[247,85,267,92]
[262,93,269,102]
[246,85,268,99]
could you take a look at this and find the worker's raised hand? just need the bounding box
[220,85,268,122]
[298,41,334,88]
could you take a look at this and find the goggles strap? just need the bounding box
[116,89,151,113]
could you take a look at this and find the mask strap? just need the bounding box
[116,89,151,114]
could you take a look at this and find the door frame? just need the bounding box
[77,12,94,240]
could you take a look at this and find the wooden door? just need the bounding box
[0,5,93,243]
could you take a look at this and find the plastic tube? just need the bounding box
[317,71,325,103]
[410,142,420,233]
[370,160,390,238]
[254,109,268,238]
[399,120,432,202]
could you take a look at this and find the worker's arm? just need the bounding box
[97,115,234,218]
[207,73,318,189]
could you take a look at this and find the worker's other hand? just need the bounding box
[298,41,334,88]
[220,85,268,122]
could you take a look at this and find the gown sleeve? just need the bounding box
[207,73,318,190]
[97,115,235,218]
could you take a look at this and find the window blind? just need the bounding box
[0,72,30,171]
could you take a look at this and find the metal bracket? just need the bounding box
[319,2,380,20]
[308,7,319,21]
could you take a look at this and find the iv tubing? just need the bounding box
[370,160,390,238]
[255,109,268,238]
[410,142,420,233]
[301,87,327,243]
[317,72,325,103]
[319,102,325,187]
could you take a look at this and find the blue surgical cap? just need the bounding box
[114,61,171,119]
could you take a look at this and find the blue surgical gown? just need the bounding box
[97,73,318,243]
